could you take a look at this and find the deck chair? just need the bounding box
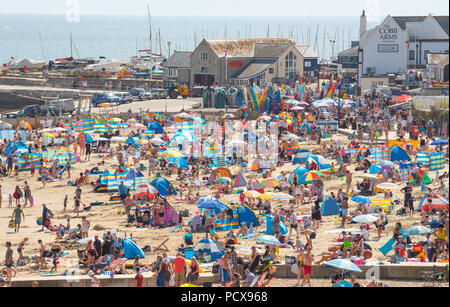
[107,257,127,271]
[261,277,275,287]
[248,274,261,288]
[255,271,268,287]
[154,238,170,252]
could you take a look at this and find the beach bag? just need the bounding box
[285,256,296,265]
[310,232,316,239]
[212,263,220,274]
[169,274,175,286]
[43,219,50,228]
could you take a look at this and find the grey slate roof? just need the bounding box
[165,51,192,68]
[233,58,276,80]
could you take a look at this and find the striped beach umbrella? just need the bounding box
[303,171,322,182]
[270,192,295,201]
[324,259,362,273]
[261,178,280,188]
[257,192,275,201]
[254,234,281,246]
[244,190,261,198]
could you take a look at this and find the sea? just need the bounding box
[0,14,379,64]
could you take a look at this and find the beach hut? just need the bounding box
[212,167,232,179]
[321,197,340,216]
[149,175,177,195]
[233,172,248,188]
[193,238,225,262]
[389,145,411,162]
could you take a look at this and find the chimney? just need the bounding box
[360,10,367,39]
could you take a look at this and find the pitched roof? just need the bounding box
[338,46,359,57]
[392,15,449,36]
[205,38,295,58]
[295,45,318,58]
[433,16,449,36]
[254,43,291,58]
[233,58,276,80]
[165,51,191,68]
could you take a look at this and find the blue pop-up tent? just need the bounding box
[288,166,310,184]
[122,238,145,259]
[390,145,411,162]
[149,174,177,195]
[168,157,189,169]
[321,197,340,216]
[147,121,164,134]
[193,238,225,262]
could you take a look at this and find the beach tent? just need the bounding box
[236,204,260,226]
[147,121,164,134]
[169,130,196,149]
[122,238,145,259]
[389,145,411,162]
[168,157,189,169]
[16,120,32,131]
[418,194,449,212]
[233,172,248,188]
[193,238,225,262]
[288,166,310,184]
[409,168,432,185]
[4,141,27,156]
[293,150,311,164]
[321,197,340,216]
[212,167,232,179]
[265,215,288,235]
[248,179,265,194]
[149,175,177,195]
[306,155,331,170]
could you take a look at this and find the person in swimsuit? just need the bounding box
[16,238,28,266]
[38,240,48,269]
[301,246,314,287]
[296,248,304,286]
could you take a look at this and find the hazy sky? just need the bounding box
[0,0,448,17]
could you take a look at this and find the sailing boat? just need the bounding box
[128,4,166,78]
[53,33,94,70]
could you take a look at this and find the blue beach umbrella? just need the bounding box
[198,200,227,210]
[351,196,372,204]
[430,139,448,146]
[254,234,281,246]
[404,226,432,236]
[324,259,362,273]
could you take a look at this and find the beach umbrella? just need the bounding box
[150,137,165,145]
[430,139,448,146]
[222,114,235,119]
[324,259,362,273]
[404,226,432,236]
[128,118,138,123]
[290,106,304,111]
[261,178,280,188]
[286,99,300,105]
[377,161,395,167]
[244,190,261,198]
[257,116,271,121]
[356,174,379,180]
[302,171,322,182]
[296,101,309,107]
[13,148,28,155]
[94,137,109,142]
[110,136,126,143]
[166,150,185,158]
[284,133,300,140]
[270,192,295,201]
[130,123,147,129]
[390,94,412,102]
[233,187,247,194]
[107,118,122,123]
[375,182,398,192]
[352,214,378,223]
[257,192,275,201]
[254,234,281,246]
[175,112,190,119]
[198,200,226,210]
[351,196,372,204]
[195,196,216,206]
[43,133,56,139]
[134,184,156,200]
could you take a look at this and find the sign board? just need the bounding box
[228,60,243,68]
[201,67,208,73]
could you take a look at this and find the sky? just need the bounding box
[0,0,448,17]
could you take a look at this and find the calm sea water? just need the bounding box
[0,14,378,64]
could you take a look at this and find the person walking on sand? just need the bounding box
[340,197,349,228]
[301,246,314,287]
[11,204,24,232]
[23,181,32,207]
[4,242,15,282]
[296,248,304,286]
[41,204,48,231]
[16,238,28,266]
[345,171,352,195]
[81,216,90,238]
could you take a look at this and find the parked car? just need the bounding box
[91,92,121,106]
[17,105,47,117]
[47,98,75,115]
[149,88,169,99]
[116,92,134,104]
[129,88,151,101]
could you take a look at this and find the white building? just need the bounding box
[358,12,449,77]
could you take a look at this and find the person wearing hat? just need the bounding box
[88,270,101,287]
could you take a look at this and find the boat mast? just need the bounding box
[70,32,73,58]
[37,26,46,60]
[147,4,152,55]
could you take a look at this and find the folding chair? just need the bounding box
[154,238,170,252]
[261,277,275,287]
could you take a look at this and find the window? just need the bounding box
[200,52,208,61]
[378,44,399,53]
[285,51,297,79]
[409,50,415,61]
[168,69,177,77]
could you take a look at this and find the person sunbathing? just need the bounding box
[236,223,248,237]
[315,247,339,264]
